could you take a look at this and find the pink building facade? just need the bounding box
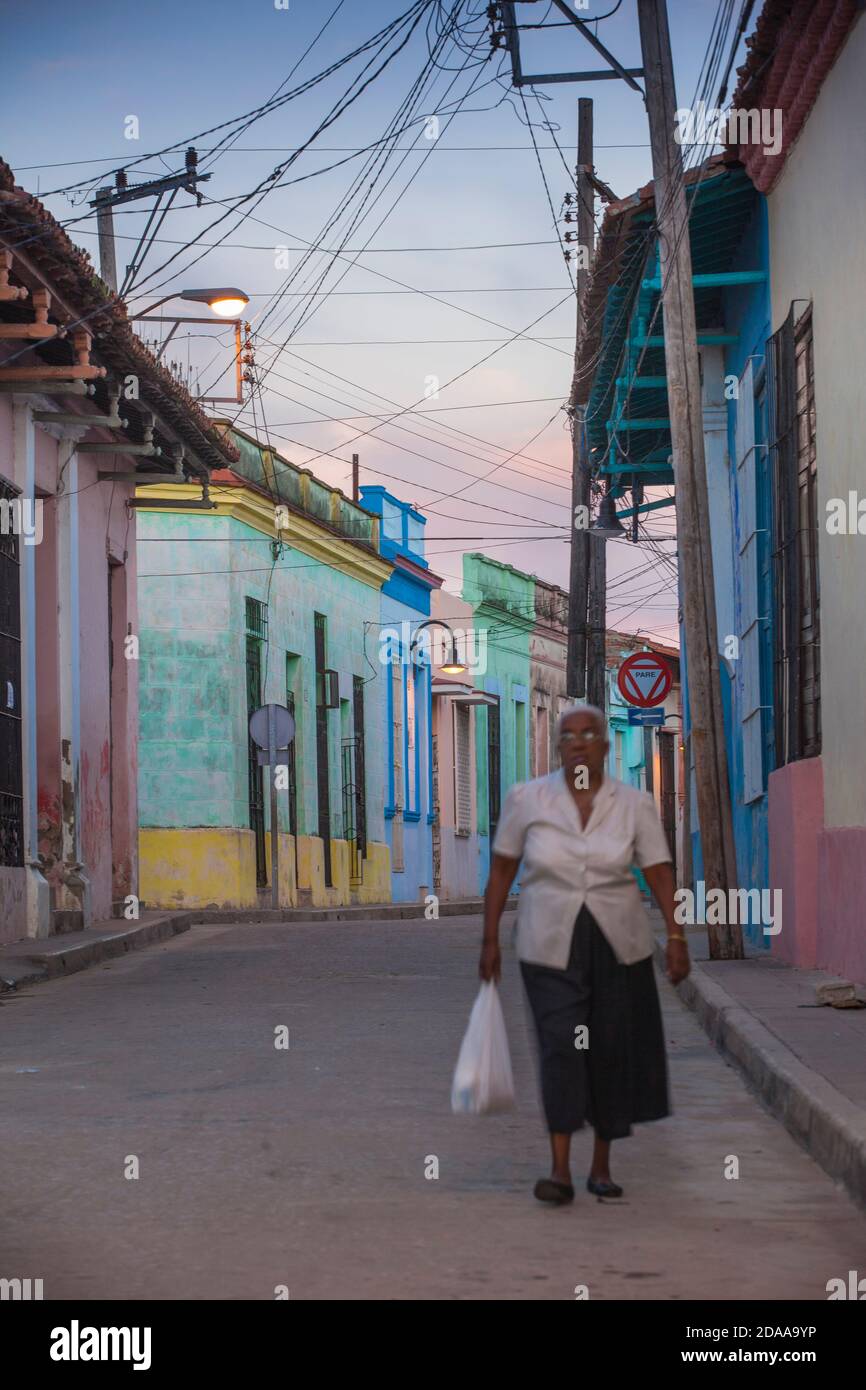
[729,6,866,981]
[0,162,235,942]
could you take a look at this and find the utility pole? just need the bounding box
[498,3,633,717]
[351,452,360,503]
[90,150,212,296]
[638,0,741,957]
[566,98,594,700]
[586,506,607,710]
[94,187,118,293]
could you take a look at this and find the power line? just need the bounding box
[35,2,436,202]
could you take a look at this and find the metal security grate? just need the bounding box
[245,596,268,641]
[352,675,367,859]
[341,738,362,886]
[245,598,267,887]
[455,703,472,833]
[285,688,298,840]
[487,702,500,845]
[314,613,332,887]
[0,477,23,867]
[768,304,821,765]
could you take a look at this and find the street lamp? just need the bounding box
[410,619,467,675]
[128,287,251,404]
[591,491,627,538]
[131,287,250,319]
[182,288,249,317]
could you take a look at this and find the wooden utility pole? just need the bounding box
[586,513,607,710]
[94,188,118,293]
[89,152,211,297]
[637,0,741,957]
[351,452,359,503]
[566,98,594,699]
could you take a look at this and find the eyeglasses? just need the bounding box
[559,729,604,746]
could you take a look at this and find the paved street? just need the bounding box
[2,915,865,1301]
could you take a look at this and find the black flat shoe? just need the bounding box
[534,1177,575,1205]
[586,1177,623,1198]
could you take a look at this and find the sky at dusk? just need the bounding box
[1,0,748,643]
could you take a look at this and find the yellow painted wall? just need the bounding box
[139,828,258,909]
[264,832,297,906]
[140,827,391,910]
[356,842,391,904]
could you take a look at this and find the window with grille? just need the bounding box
[314,612,333,886]
[514,700,527,782]
[285,653,300,839]
[768,303,820,765]
[391,657,404,871]
[454,703,472,834]
[245,597,267,887]
[352,675,367,858]
[534,704,549,777]
[487,702,500,843]
[406,662,417,814]
[0,476,23,867]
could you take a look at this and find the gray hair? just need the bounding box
[555,702,607,740]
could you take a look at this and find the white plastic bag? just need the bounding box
[451,981,515,1114]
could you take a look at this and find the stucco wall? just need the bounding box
[768,757,823,969]
[767,15,866,828]
[463,554,533,891]
[137,494,390,907]
[429,590,482,900]
[380,590,433,903]
[0,396,138,939]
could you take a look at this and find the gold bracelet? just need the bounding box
[667,933,688,944]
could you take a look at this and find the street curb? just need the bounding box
[0,914,192,993]
[655,938,866,1210]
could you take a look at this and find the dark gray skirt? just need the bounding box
[519,904,670,1140]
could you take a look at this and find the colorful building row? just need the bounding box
[137,465,684,913]
[430,555,683,901]
[0,159,685,937]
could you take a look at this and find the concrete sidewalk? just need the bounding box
[655,922,866,1210]
[0,912,195,991]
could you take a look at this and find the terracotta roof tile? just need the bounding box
[0,157,238,470]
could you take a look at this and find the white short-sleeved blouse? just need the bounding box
[492,770,672,968]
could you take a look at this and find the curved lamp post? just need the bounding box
[410,619,467,676]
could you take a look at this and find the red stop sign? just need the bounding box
[617,652,672,708]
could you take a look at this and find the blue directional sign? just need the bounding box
[627,706,666,726]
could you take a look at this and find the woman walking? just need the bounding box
[479,702,690,1205]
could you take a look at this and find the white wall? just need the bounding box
[767,16,866,826]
